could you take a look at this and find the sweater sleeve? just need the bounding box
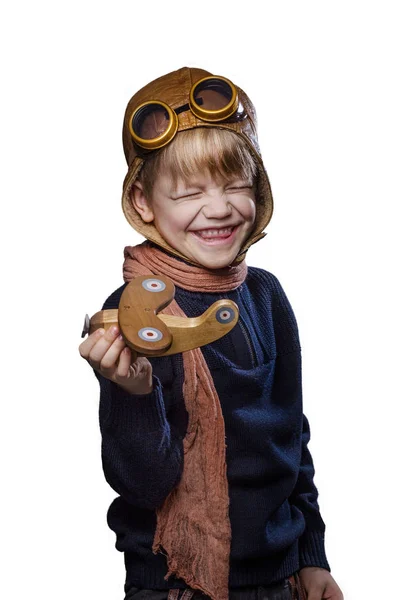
[95,370,184,510]
[291,412,331,571]
[265,270,330,571]
[93,284,185,510]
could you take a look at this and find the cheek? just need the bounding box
[233,197,257,223]
[154,208,188,235]
[169,205,198,231]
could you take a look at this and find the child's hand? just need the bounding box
[299,567,344,600]
[79,326,153,395]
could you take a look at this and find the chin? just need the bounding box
[197,253,238,270]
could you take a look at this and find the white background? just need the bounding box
[1,1,399,599]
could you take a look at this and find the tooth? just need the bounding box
[198,227,232,237]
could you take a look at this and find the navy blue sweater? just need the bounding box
[95,264,330,594]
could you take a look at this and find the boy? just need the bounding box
[79,67,343,600]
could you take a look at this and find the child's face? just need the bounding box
[132,170,257,269]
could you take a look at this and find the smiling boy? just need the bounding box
[79,67,343,600]
[132,167,256,271]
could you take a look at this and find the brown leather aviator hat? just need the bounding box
[121,66,274,265]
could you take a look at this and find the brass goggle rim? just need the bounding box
[128,100,179,151]
[189,75,239,121]
[129,76,240,151]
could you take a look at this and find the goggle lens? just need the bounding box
[193,78,233,111]
[132,103,171,140]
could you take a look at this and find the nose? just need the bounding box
[201,193,232,219]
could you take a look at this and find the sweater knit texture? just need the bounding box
[121,241,249,600]
[95,263,330,595]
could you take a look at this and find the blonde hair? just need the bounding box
[138,128,258,199]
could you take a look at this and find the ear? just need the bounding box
[130,181,155,223]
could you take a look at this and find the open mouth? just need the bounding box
[191,226,239,244]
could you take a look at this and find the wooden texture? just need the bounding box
[118,275,175,356]
[85,275,239,357]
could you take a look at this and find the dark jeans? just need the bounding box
[124,574,305,600]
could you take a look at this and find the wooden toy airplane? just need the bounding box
[81,275,239,357]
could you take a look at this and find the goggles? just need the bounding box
[128,75,246,151]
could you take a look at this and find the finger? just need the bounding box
[87,326,121,369]
[116,346,132,378]
[133,357,153,387]
[128,356,146,377]
[79,328,105,359]
[99,334,127,372]
[128,357,140,379]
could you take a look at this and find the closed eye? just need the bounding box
[174,191,203,200]
[226,185,252,191]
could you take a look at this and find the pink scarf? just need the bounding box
[122,241,248,600]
